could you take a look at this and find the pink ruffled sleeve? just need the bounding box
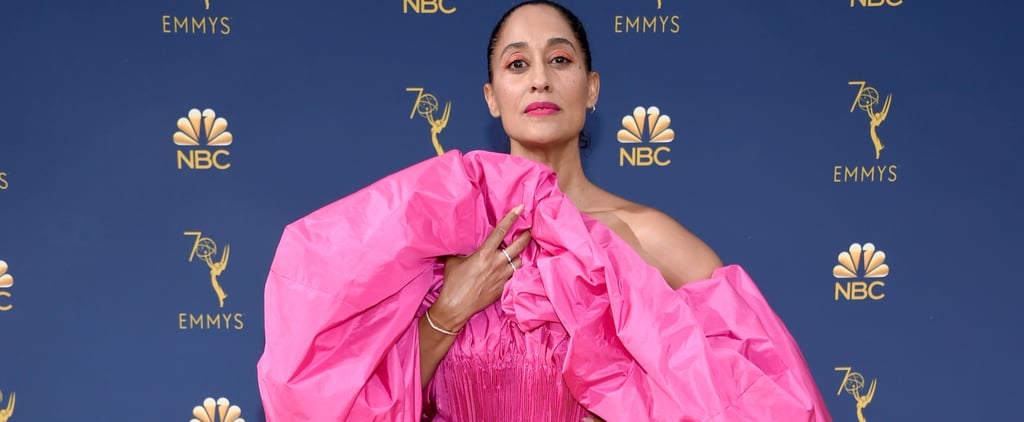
[510,187,830,421]
[257,151,487,421]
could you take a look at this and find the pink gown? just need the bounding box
[424,290,590,421]
[257,150,831,421]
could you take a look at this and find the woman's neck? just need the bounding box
[510,140,598,212]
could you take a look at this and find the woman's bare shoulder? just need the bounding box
[611,199,723,289]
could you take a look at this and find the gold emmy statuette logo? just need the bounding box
[204,0,211,10]
[402,0,456,14]
[618,106,674,167]
[851,0,902,7]
[833,242,889,301]
[835,366,876,422]
[848,81,891,160]
[833,81,897,183]
[174,108,233,170]
[0,260,13,312]
[191,397,245,422]
[185,232,230,308]
[657,0,663,9]
[0,390,14,422]
[407,87,451,156]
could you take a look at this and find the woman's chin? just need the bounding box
[510,134,579,150]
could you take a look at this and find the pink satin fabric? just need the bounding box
[257,150,830,421]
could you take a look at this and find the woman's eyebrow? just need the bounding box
[500,37,577,57]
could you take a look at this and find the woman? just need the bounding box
[258,2,829,421]
[419,1,724,420]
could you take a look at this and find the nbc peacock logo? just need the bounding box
[174,108,233,170]
[618,106,674,167]
[0,389,13,422]
[190,397,245,422]
[0,260,13,312]
[833,242,890,301]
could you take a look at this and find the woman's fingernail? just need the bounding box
[512,204,524,215]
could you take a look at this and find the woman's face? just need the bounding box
[484,4,599,149]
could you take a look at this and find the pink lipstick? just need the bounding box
[525,102,560,116]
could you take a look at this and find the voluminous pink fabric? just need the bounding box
[257,150,831,421]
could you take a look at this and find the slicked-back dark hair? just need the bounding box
[487,1,592,82]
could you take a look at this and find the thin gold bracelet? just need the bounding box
[424,308,459,336]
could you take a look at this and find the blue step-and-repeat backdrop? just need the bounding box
[2,0,1022,420]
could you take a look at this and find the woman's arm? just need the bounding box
[418,205,532,388]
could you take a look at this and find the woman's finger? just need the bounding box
[481,204,524,251]
[504,229,532,258]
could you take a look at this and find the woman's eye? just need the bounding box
[551,56,571,65]
[509,59,527,70]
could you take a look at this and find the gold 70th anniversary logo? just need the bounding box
[848,81,892,160]
[185,232,230,308]
[407,87,451,156]
[835,366,876,422]
[0,389,14,422]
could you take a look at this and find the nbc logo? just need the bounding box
[403,0,456,14]
[833,243,890,300]
[0,260,12,312]
[851,0,902,7]
[618,106,674,167]
[174,108,233,170]
[191,397,244,422]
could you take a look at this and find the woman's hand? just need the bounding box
[429,204,531,332]
[419,204,532,387]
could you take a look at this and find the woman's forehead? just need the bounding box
[496,5,577,47]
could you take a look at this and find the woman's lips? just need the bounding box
[525,102,561,116]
